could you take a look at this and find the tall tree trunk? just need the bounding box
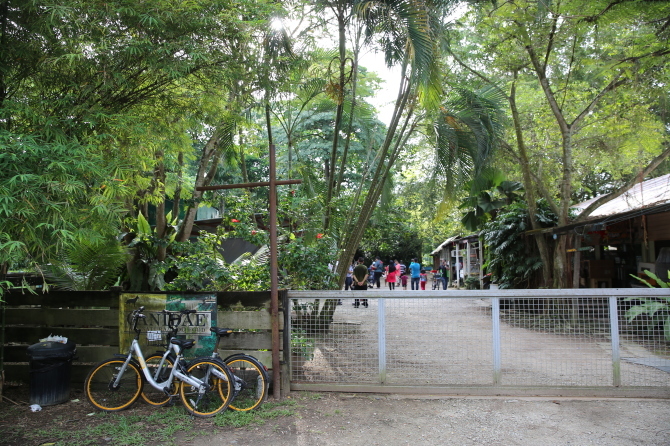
[153,150,167,261]
[173,150,183,218]
[175,126,229,242]
[336,24,364,195]
[335,61,415,285]
[323,6,348,232]
[510,72,552,287]
[0,0,8,114]
[238,129,249,184]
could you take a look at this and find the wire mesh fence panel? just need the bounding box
[618,305,670,387]
[290,297,379,383]
[288,290,670,393]
[498,298,616,386]
[383,297,493,385]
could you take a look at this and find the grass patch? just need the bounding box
[26,407,194,446]
[213,399,297,428]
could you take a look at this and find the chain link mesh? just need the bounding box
[289,292,670,391]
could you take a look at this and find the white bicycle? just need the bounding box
[84,305,234,417]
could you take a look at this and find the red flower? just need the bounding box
[231,219,240,223]
[251,230,257,235]
[316,233,324,239]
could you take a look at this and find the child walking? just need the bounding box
[420,269,427,290]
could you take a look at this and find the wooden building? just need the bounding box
[430,234,482,286]
[431,174,670,289]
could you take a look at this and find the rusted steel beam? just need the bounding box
[191,145,302,399]
[195,179,301,191]
[268,144,281,400]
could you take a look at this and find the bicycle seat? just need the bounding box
[170,338,196,350]
[210,327,234,336]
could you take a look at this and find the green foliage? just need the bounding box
[0,0,281,289]
[481,200,556,289]
[626,271,670,341]
[359,207,423,264]
[125,212,179,290]
[149,190,338,292]
[43,237,130,291]
[430,85,509,200]
[630,270,670,289]
[459,168,524,231]
[290,329,316,361]
[452,0,669,217]
[278,232,338,290]
[464,274,480,290]
[0,132,124,273]
[0,277,37,302]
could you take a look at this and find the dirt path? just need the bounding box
[187,392,670,446]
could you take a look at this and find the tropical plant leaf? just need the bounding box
[137,213,152,236]
[43,238,129,291]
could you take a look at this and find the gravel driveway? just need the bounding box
[189,391,670,445]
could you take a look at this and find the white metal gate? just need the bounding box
[287,289,670,397]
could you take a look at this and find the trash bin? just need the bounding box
[26,340,77,406]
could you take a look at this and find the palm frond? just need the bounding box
[431,84,507,198]
[44,238,130,291]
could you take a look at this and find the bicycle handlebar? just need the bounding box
[131,306,146,335]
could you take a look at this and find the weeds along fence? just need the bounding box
[1,288,288,392]
[287,289,670,398]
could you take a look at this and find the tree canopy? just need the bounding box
[2,0,669,291]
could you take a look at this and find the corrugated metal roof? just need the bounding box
[573,173,670,218]
[430,236,458,255]
[430,234,480,255]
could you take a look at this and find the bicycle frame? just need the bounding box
[113,338,210,394]
[112,307,217,396]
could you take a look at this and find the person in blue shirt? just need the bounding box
[409,258,421,290]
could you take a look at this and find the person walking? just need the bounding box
[439,259,449,290]
[344,262,354,291]
[398,260,406,276]
[409,258,421,290]
[386,260,397,290]
[419,269,427,290]
[352,257,369,308]
[372,256,384,289]
[339,261,354,305]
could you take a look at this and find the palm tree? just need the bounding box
[333,0,497,286]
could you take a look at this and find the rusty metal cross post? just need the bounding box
[196,144,301,400]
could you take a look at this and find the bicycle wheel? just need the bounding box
[225,355,269,411]
[141,353,178,406]
[84,358,143,412]
[179,358,233,417]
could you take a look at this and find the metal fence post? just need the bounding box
[378,298,386,384]
[609,296,621,387]
[492,296,502,385]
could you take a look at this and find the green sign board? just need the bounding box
[120,293,218,358]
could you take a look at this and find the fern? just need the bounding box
[43,238,129,290]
